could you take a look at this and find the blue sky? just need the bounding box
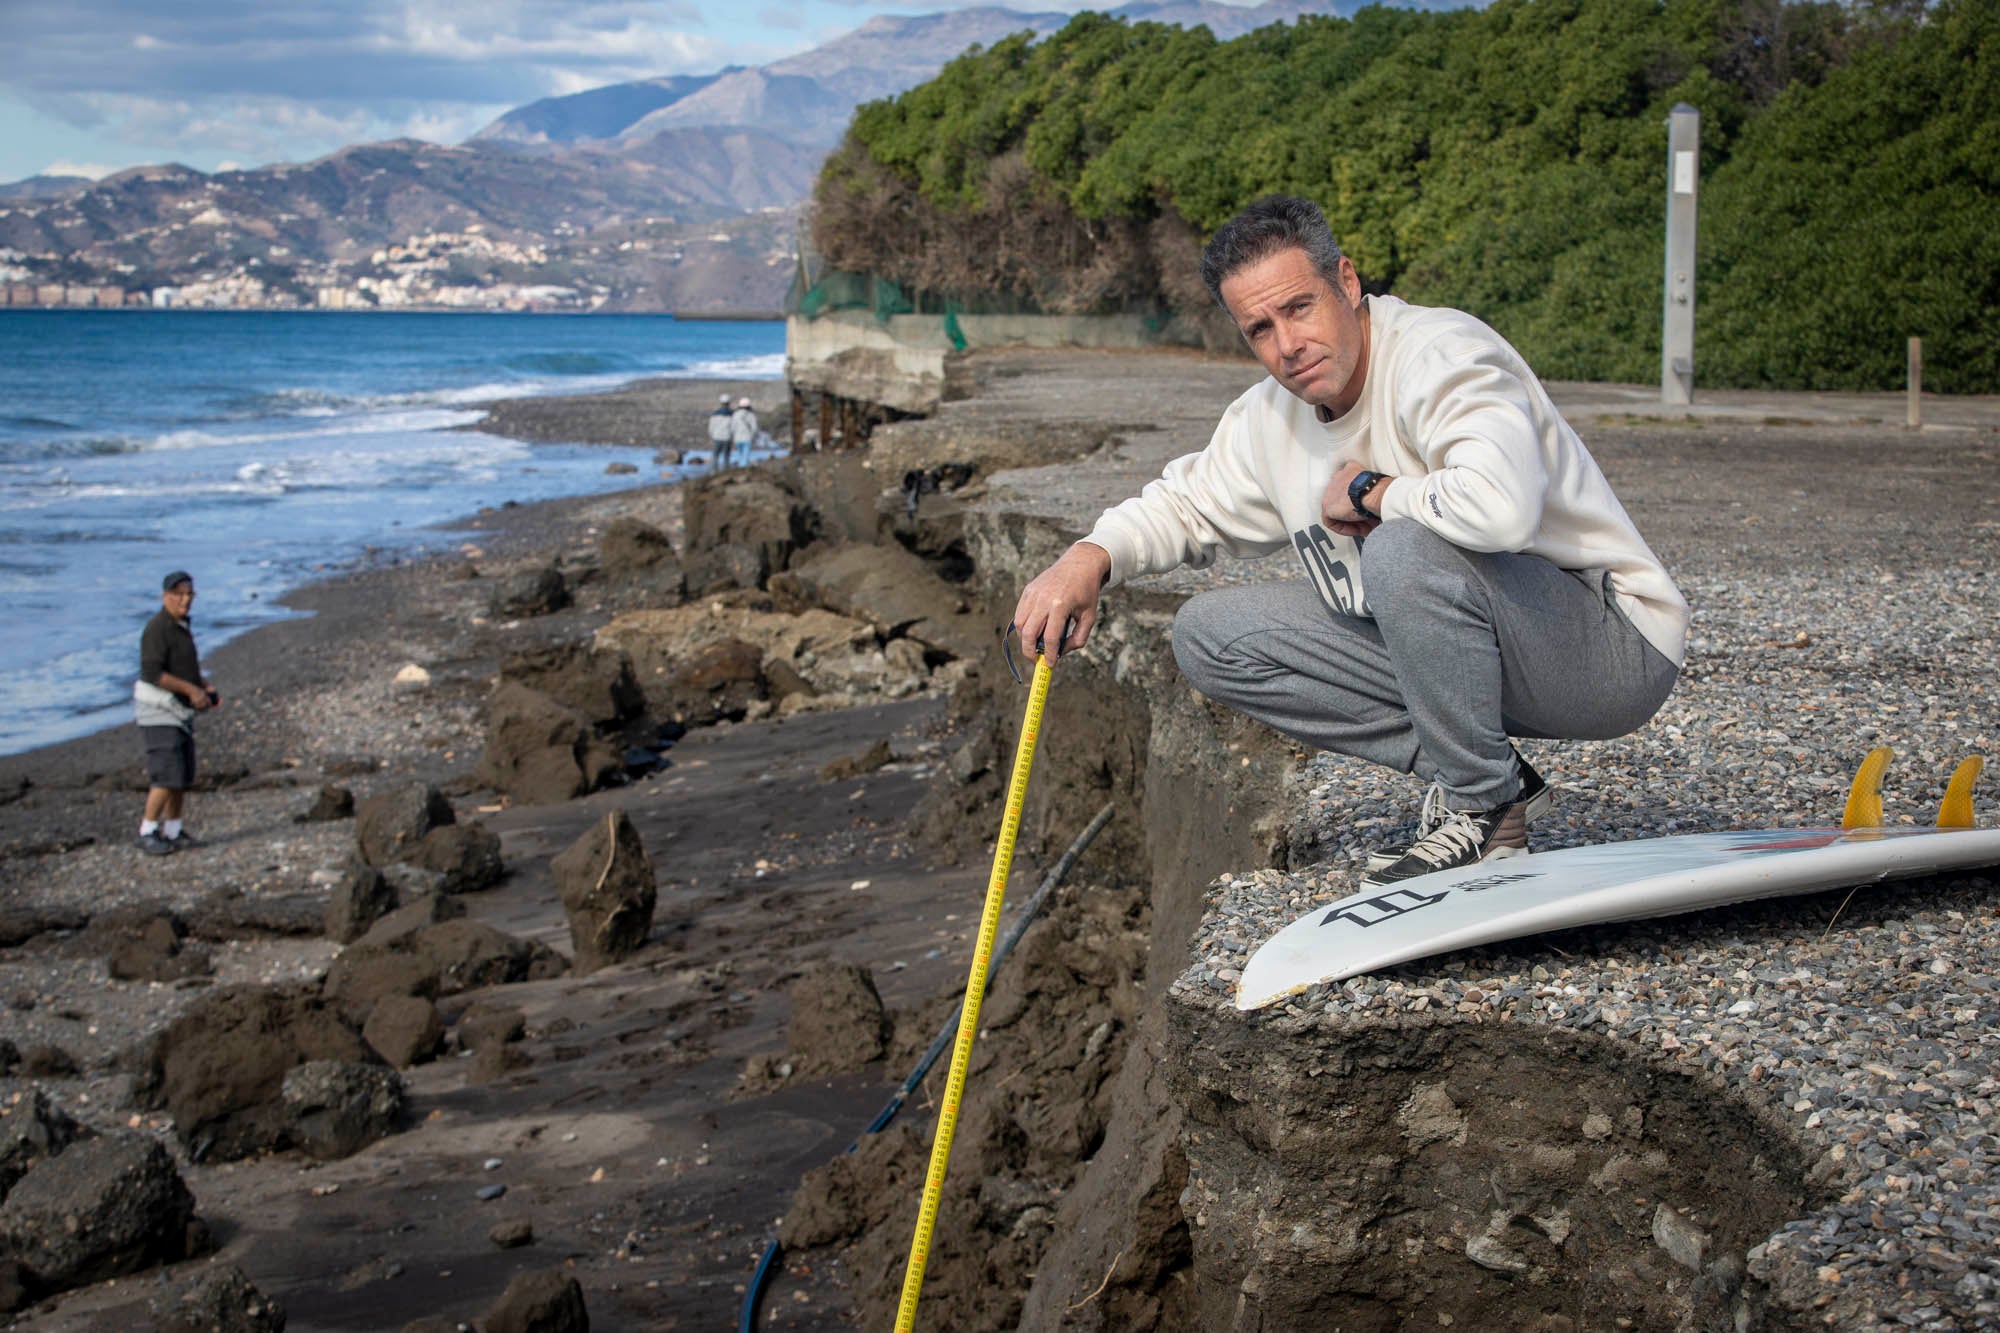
[0,0,1146,183]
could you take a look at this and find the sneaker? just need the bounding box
[1360,796,1531,887]
[137,832,176,857]
[162,829,201,849]
[1364,751,1551,873]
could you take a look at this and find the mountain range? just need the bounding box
[0,0,1450,313]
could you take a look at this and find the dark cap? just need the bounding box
[162,570,193,592]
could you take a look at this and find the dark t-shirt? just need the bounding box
[139,608,200,688]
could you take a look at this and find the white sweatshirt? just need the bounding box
[1084,295,1689,666]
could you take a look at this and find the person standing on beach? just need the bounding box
[1011,195,1685,886]
[730,396,759,468]
[708,392,735,468]
[133,571,219,856]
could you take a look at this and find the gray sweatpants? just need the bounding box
[1171,521,1679,810]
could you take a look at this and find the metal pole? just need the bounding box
[1662,103,1700,407]
[1907,336,1923,429]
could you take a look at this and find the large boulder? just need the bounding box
[149,1261,288,1333]
[141,984,376,1161]
[405,822,505,895]
[500,642,645,727]
[322,862,396,944]
[681,470,817,592]
[281,1061,404,1160]
[362,994,444,1068]
[773,542,984,661]
[597,516,686,603]
[474,682,622,806]
[0,1132,198,1292]
[597,604,927,717]
[552,810,657,973]
[104,913,214,984]
[664,637,765,725]
[786,963,890,1076]
[355,783,456,868]
[484,1267,589,1333]
[489,565,570,618]
[0,1089,83,1200]
[323,920,569,1024]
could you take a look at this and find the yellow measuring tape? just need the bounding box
[894,653,1053,1331]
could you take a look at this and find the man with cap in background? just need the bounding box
[133,571,219,855]
[730,396,759,469]
[707,392,735,469]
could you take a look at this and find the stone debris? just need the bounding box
[552,809,657,973]
[483,1266,587,1333]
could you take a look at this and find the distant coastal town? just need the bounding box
[1,228,636,312]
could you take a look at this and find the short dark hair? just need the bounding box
[1199,195,1346,309]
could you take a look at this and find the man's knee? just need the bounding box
[1170,589,1239,690]
[1358,519,1452,588]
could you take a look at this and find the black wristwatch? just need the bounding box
[1347,469,1385,518]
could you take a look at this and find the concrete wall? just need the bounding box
[787,308,1202,415]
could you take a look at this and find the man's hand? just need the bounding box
[1322,460,1387,539]
[1011,542,1111,663]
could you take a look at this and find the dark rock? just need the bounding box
[282,1060,403,1160]
[474,682,623,806]
[381,862,449,900]
[362,995,444,1069]
[0,1088,83,1200]
[552,810,657,973]
[457,1002,527,1052]
[820,738,894,783]
[0,1132,196,1291]
[664,637,765,725]
[21,1044,77,1078]
[324,862,396,944]
[598,516,685,603]
[106,914,213,984]
[682,540,770,595]
[294,784,355,823]
[353,892,465,949]
[683,469,816,586]
[489,565,570,618]
[0,1259,24,1315]
[469,1041,533,1085]
[501,642,645,727]
[788,963,890,1075]
[484,1267,589,1333]
[406,822,505,895]
[776,541,984,659]
[324,921,567,1024]
[187,888,323,939]
[0,1038,15,1074]
[324,755,381,778]
[490,1218,534,1248]
[355,783,456,867]
[149,1260,287,1332]
[140,984,376,1161]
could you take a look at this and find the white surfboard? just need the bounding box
[1237,751,1998,1011]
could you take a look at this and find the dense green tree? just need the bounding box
[811,0,1995,391]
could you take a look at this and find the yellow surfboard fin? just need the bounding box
[1842,746,1893,830]
[1937,756,1984,829]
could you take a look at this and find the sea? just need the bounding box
[0,309,786,758]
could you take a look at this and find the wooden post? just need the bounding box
[1907,336,1922,430]
[818,393,833,452]
[790,384,805,453]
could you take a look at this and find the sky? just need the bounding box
[0,0,1179,184]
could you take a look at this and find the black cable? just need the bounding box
[737,801,1116,1331]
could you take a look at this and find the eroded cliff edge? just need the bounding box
[784,349,2000,1332]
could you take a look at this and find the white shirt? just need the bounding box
[1085,295,1688,665]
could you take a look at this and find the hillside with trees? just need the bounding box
[809,0,1998,392]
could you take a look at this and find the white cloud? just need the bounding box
[40,158,120,179]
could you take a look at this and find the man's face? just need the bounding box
[162,583,195,617]
[1218,247,1369,416]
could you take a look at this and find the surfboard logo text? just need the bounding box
[1321,885,1449,929]
[1458,871,1538,894]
